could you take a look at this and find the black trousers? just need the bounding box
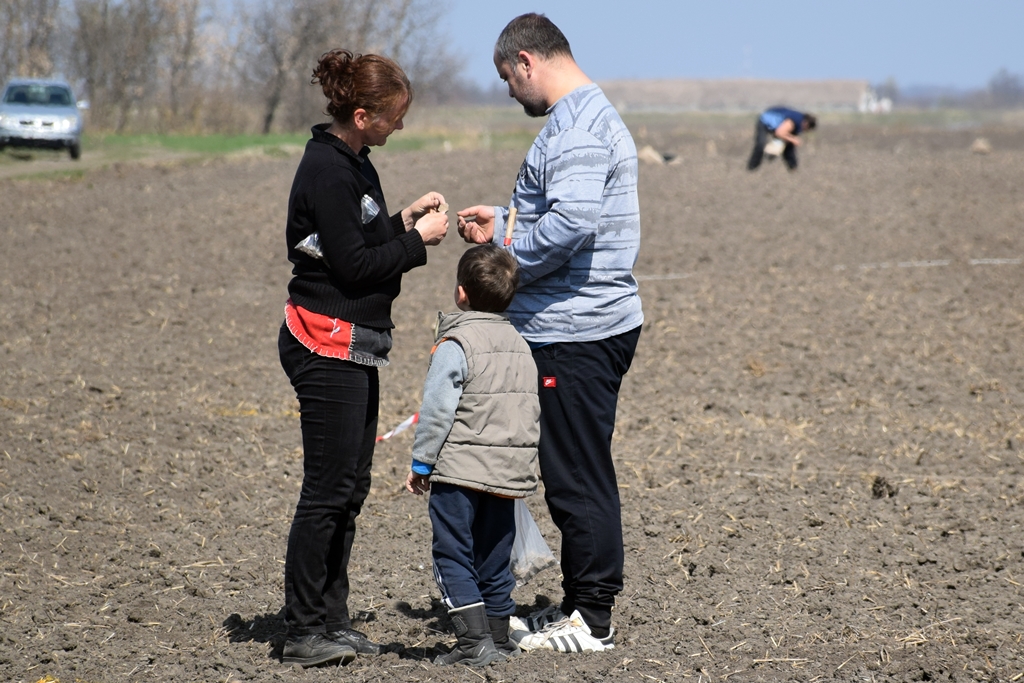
[531,325,641,625]
[278,325,379,635]
[747,121,798,170]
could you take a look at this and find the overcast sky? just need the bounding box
[444,0,1023,91]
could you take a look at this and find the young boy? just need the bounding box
[405,244,540,667]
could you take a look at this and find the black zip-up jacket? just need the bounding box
[285,124,427,329]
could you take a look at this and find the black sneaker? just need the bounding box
[327,628,385,655]
[282,633,356,667]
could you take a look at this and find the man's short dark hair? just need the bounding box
[804,113,817,130]
[495,13,573,68]
[457,244,519,313]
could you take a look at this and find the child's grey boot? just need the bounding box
[487,615,520,658]
[434,603,501,667]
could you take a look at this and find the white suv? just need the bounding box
[0,78,87,159]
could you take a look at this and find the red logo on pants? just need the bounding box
[542,377,557,388]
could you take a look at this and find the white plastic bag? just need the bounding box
[763,137,785,157]
[510,498,557,586]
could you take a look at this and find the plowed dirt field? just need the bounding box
[2,121,1023,682]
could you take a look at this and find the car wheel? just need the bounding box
[69,142,81,160]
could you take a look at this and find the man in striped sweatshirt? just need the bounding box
[457,12,643,655]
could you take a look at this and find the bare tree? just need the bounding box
[71,0,165,131]
[160,0,206,128]
[70,0,115,124]
[197,8,263,132]
[238,0,460,134]
[237,0,333,134]
[354,0,462,105]
[0,0,62,82]
[2,0,465,134]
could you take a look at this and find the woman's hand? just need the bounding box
[406,471,431,495]
[414,211,449,246]
[457,205,495,244]
[402,192,446,230]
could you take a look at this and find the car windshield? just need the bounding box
[4,84,74,106]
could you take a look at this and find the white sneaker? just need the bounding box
[508,605,565,634]
[513,610,615,653]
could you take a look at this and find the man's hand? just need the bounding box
[457,205,495,244]
[406,471,431,495]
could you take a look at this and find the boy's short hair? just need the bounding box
[457,244,519,313]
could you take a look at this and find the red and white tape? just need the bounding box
[376,412,418,442]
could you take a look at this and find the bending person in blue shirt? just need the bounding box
[747,106,817,171]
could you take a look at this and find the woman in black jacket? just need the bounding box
[277,49,449,668]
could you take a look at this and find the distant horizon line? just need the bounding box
[596,77,989,90]
[468,76,996,93]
